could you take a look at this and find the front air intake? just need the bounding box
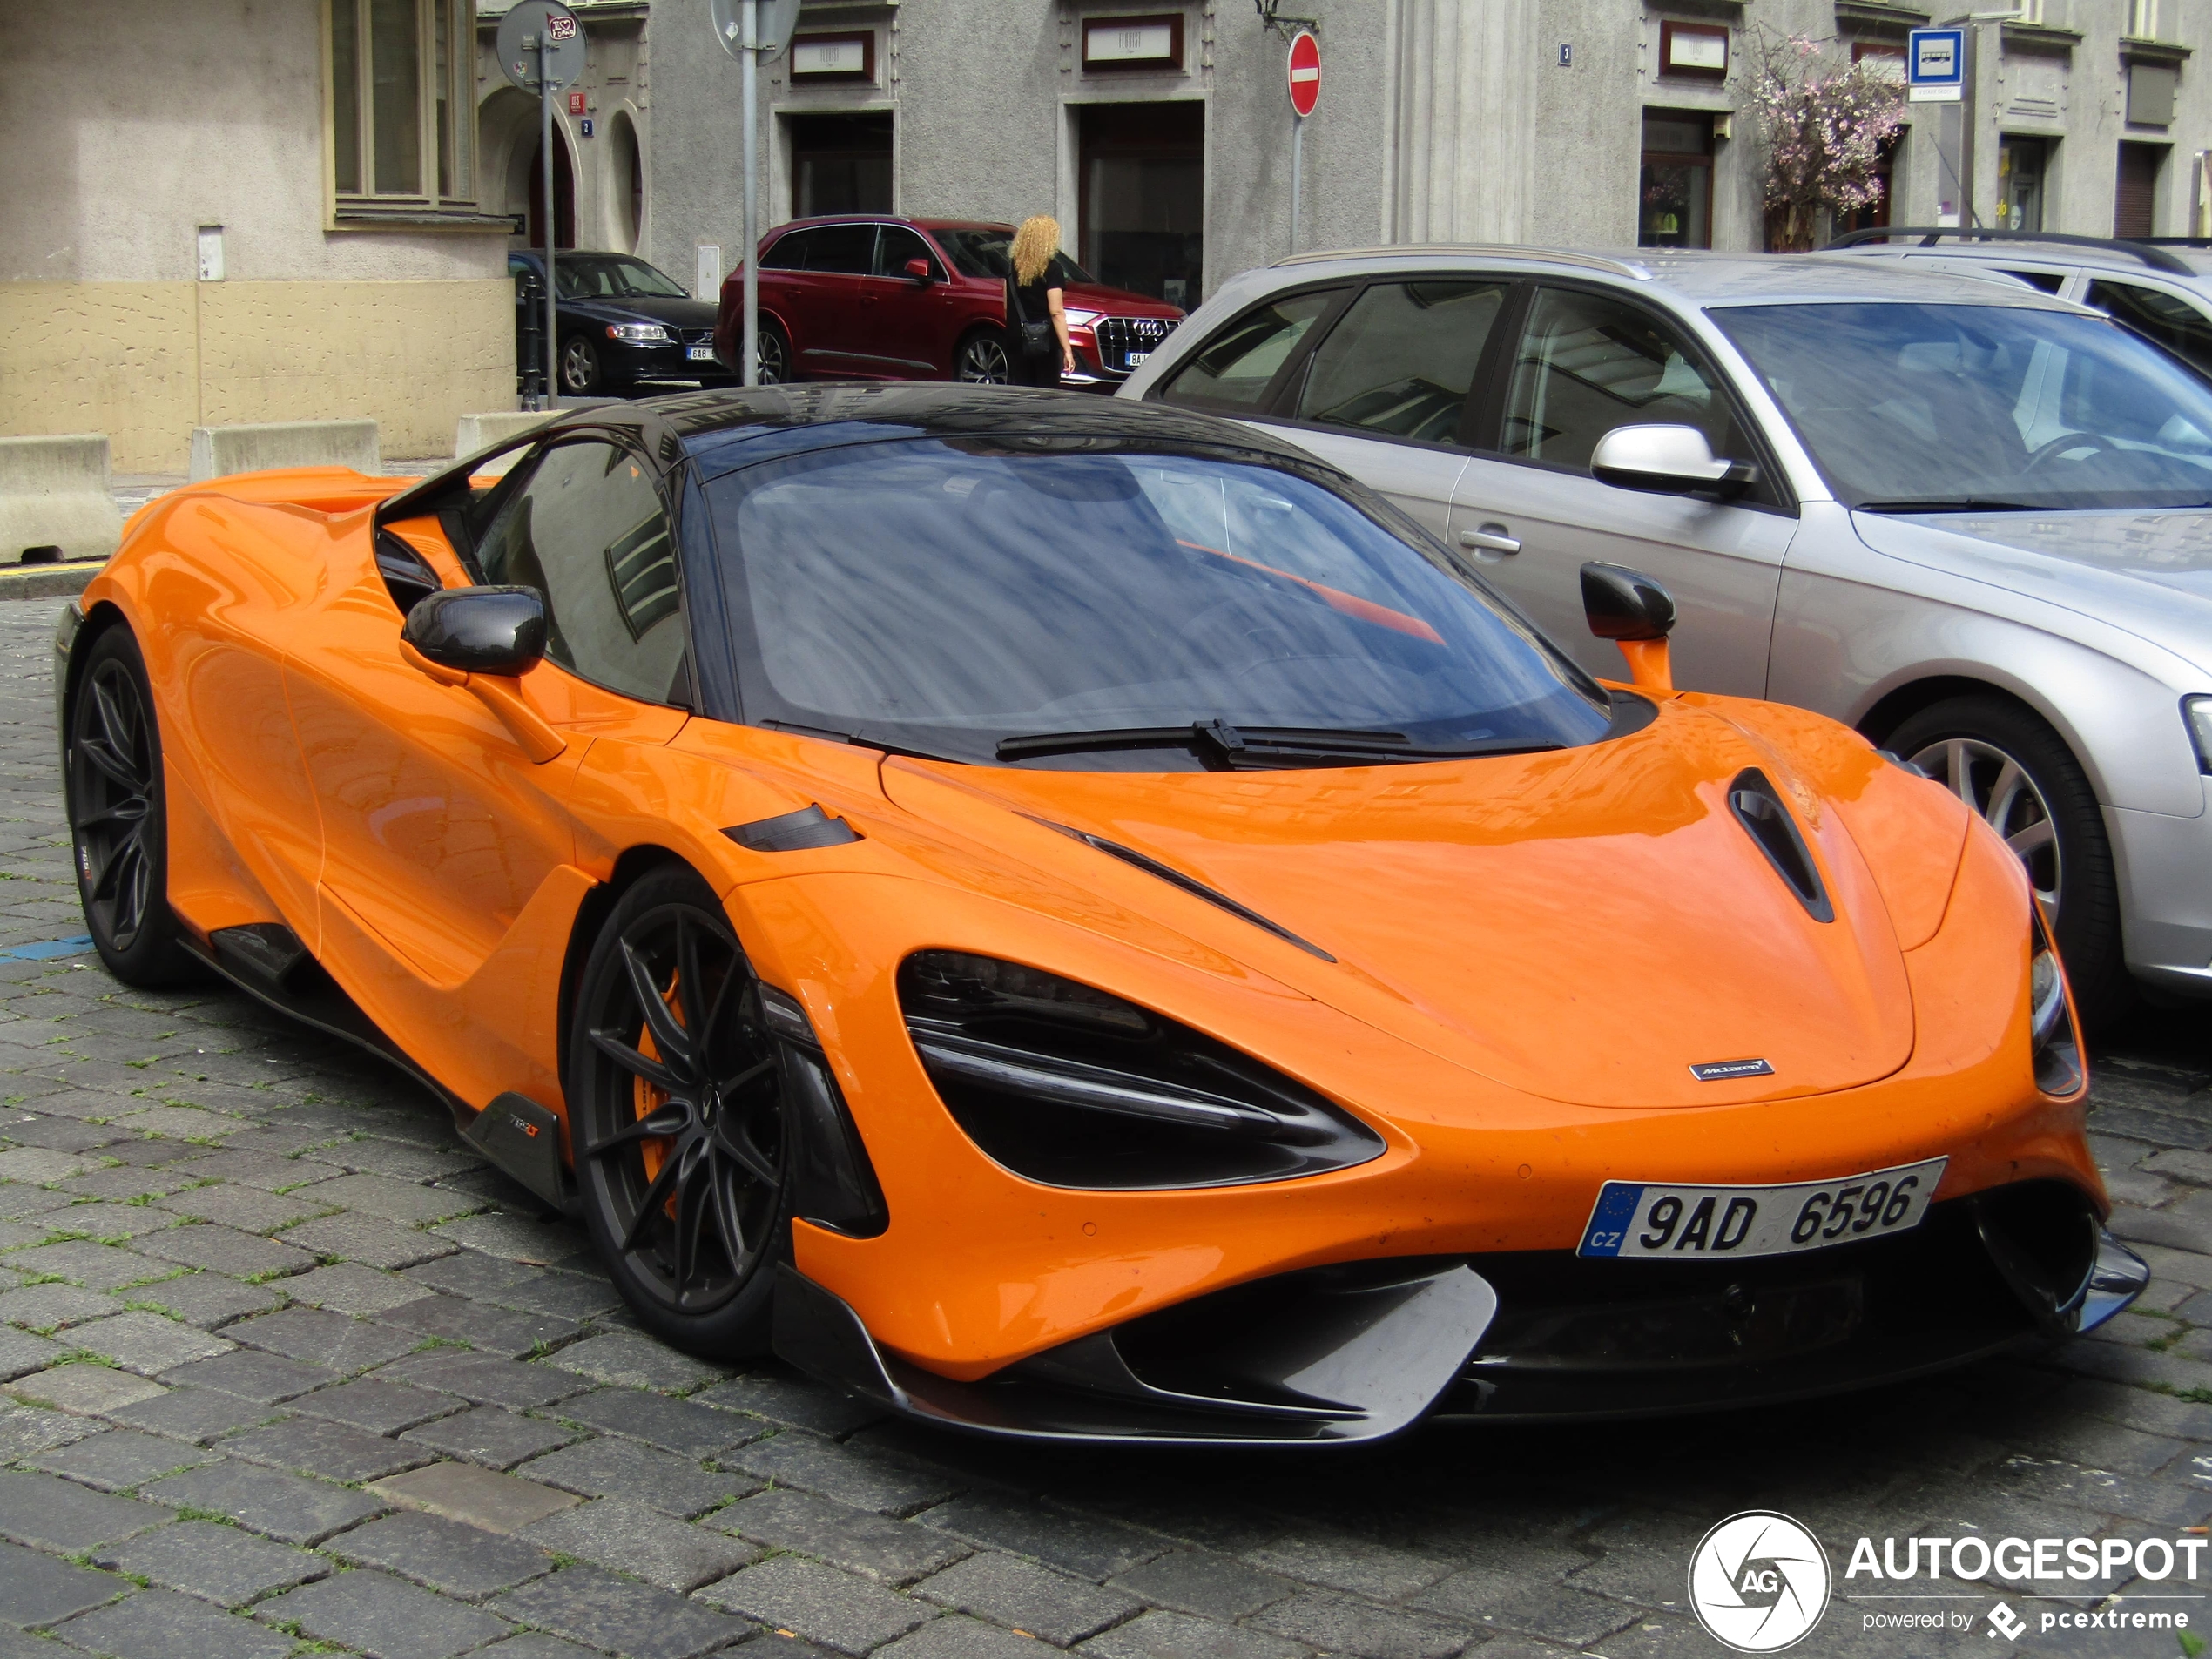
[1728,769,1833,922]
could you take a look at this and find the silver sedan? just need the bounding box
[1118,249,2212,1026]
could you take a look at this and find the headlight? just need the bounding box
[605,322,675,345]
[2029,909,2084,1096]
[898,951,1385,1190]
[2187,696,2212,775]
[1061,307,1103,328]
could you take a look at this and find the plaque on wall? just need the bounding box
[790,31,874,82]
[1083,13,1184,72]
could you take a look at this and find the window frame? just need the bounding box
[325,0,491,229]
[1147,280,1357,417]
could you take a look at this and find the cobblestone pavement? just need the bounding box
[3,595,2211,1659]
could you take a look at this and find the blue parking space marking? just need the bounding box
[0,934,94,961]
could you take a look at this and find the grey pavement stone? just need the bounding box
[517,1433,752,1515]
[158,1347,336,1402]
[153,1182,332,1235]
[141,1458,385,1544]
[294,1377,462,1434]
[281,1262,434,1315]
[376,1291,579,1359]
[0,1282,123,1331]
[405,1404,579,1470]
[95,1518,327,1608]
[223,1305,418,1372]
[123,1271,283,1330]
[917,1494,1163,1580]
[556,1385,758,1457]
[105,1386,277,1445]
[375,1349,585,1411]
[719,1488,971,1588]
[255,1569,511,1659]
[4,1240,167,1292]
[1108,1552,1294,1622]
[0,1146,98,1184]
[1245,1591,1474,1659]
[694,1373,884,1439]
[0,1326,64,1381]
[8,1362,166,1417]
[368,1461,582,1534]
[735,1433,956,1519]
[877,1615,1057,1659]
[400,1251,536,1300]
[1239,1535,1453,1602]
[0,1472,172,1552]
[523,1494,758,1593]
[281,1211,458,1271]
[51,1585,294,1659]
[0,1541,126,1629]
[292,1171,482,1225]
[222,1414,434,1483]
[0,1400,91,1463]
[24,1426,218,1491]
[915,1550,1143,1646]
[55,1167,198,1203]
[133,1224,312,1280]
[543,1331,725,1392]
[469,1637,609,1659]
[431,1212,580,1264]
[491,1564,754,1659]
[64,1311,232,1376]
[327,1509,555,1600]
[315,1140,481,1183]
[105,1104,246,1142]
[485,1271,624,1323]
[1424,1577,1640,1646]
[42,1202,178,1241]
[172,1147,342,1192]
[699,1555,935,1655]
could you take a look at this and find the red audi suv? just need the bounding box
[712,216,1183,389]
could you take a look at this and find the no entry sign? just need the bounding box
[1287,30,1320,118]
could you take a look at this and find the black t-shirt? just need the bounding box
[1007,275,1057,335]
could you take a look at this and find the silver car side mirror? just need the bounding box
[1591,425,1757,500]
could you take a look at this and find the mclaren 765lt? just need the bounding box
[57,385,2143,1445]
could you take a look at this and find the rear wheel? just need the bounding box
[64,626,197,987]
[1888,695,2130,1030]
[569,866,792,1355]
[954,328,1010,384]
[755,320,792,386]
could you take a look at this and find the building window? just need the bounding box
[1078,101,1204,307]
[787,113,894,216]
[328,0,476,214]
[2129,0,2161,38]
[1639,110,1713,249]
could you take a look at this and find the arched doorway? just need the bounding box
[606,110,644,253]
[526,125,577,250]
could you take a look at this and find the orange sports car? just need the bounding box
[57,386,2143,1444]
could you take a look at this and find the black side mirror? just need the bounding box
[1580,563,1676,642]
[401,586,547,677]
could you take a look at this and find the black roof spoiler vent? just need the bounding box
[1727,769,1834,923]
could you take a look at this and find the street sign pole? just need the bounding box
[742,0,758,388]
[497,3,582,409]
[1290,118,1303,254]
[540,32,558,404]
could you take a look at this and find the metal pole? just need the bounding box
[741,0,759,388]
[1960,22,1979,228]
[540,36,559,406]
[1290,114,1304,255]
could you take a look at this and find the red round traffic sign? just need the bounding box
[1287,30,1320,118]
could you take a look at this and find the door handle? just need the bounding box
[1460,524,1521,555]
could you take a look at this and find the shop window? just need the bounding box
[788,113,893,217]
[328,0,476,215]
[1079,101,1204,307]
[1998,136,2049,233]
[1639,110,1713,249]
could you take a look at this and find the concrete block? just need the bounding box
[455,410,557,458]
[187,419,379,483]
[0,433,123,563]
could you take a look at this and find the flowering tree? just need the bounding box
[1748,30,1905,252]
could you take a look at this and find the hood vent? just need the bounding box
[1728,769,1834,923]
[1030,818,1337,962]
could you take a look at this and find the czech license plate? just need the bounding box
[687,346,716,361]
[1126,351,1150,366]
[1577,1158,1946,1260]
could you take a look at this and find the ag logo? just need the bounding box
[1688,1511,1831,1653]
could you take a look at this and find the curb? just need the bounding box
[0,559,105,601]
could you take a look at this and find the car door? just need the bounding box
[282,436,691,1109]
[1445,284,1795,696]
[861,224,953,376]
[787,222,878,377]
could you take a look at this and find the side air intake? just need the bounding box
[1728,768,1833,922]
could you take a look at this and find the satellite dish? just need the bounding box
[710,0,804,63]
[496,0,586,94]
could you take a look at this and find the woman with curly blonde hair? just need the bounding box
[1005,215,1075,387]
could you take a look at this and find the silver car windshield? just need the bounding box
[1714,302,2212,512]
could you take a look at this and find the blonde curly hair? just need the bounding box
[1010,216,1061,286]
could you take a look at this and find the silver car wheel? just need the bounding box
[957,334,1009,383]
[756,329,786,386]
[1908,736,2062,917]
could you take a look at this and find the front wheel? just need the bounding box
[1889,695,2130,1030]
[560,334,603,396]
[64,625,197,986]
[569,866,793,1354]
[954,329,1010,384]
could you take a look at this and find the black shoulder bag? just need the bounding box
[1008,275,1055,357]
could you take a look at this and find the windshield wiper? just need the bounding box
[757,718,963,764]
[1852,497,2041,514]
[995,721,1562,766]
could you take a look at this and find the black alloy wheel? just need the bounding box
[561,334,603,395]
[955,329,1011,384]
[1888,695,2130,1031]
[756,321,792,386]
[64,626,196,986]
[570,865,792,1352]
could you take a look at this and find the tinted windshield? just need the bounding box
[1715,302,2212,511]
[935,230,1093,288]
[703,439,1613,769]
[554,255,691,300]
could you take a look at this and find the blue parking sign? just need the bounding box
[1907,27,1964,102]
